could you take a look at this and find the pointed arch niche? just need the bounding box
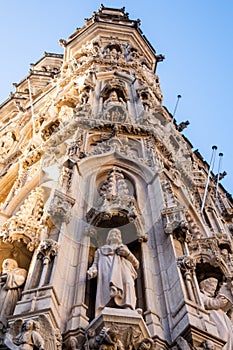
[79,156,153,321]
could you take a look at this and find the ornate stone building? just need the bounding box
[0,5,233,350]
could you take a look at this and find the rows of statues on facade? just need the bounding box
[64,40,148,70]
[1,242,233,350]
[0,259,27,331]
[87,228,139,315]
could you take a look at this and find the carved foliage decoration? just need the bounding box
[0,187,44,251]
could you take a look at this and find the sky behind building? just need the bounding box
[0,0,232,195]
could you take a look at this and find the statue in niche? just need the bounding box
[105,107,126,123]
[87,228,139,315]
[104,91,126,108]
[104,90,119,106]
[103,90,127,122]
[0,131,15,157]
[5,319,44,350]
[0,259,27,329]
[109,48,122,61]
[199,278,233,350]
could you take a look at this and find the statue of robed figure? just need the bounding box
[87,228,139,315]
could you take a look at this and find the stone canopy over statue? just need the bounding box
[87,228,139,315]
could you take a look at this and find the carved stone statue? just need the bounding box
[0,131,15,157]
[67,336,79,350]
[87,228,139,315]
[0,259,27,329]
[98,327,124,350]
[104,91,120,106]
[136,338,153,350]
[58,105,74,122]
[5,319,44,350]
[199,278,233,350]
[84,328,99,350]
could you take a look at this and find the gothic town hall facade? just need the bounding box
[0,6,233,350]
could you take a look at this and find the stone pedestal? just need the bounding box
[87,307,151,346]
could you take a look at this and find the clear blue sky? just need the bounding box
[0,1,232,195]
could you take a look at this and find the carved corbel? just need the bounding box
[64,336,79,350]
[84,226,98,246]
[47,190,75,225]
[161,205,189,241]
